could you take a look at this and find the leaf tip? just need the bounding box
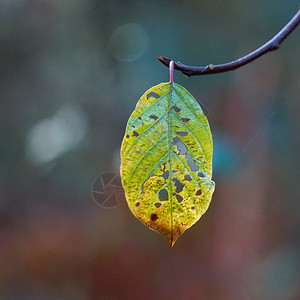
[168,239,176,247]
[166,233,180,247]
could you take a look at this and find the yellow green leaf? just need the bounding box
[120,82,215,246]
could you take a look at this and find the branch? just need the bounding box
[158,9,300,77]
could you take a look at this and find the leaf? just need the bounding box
[120,82,215,246]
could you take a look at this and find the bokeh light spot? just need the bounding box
[26,106,88,165]
[108,23,148,62]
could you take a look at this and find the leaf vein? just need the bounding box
[172,86,211,139]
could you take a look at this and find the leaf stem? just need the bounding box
[158,9,300,77]
[169,60,175,84]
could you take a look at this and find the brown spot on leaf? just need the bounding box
[181,118,190,123]
[197,172,204,177]
[132,125,135,128]
[175,194,183,203]
[172,170,178,173]
[184,175,192,181]
[161,162,167,172]
[173,106,181,113]
[191,206,195,210]
[154,203,162,208]
[176,131,188,137]
[147,91,160,99]
[133,131,139,137]
[138,117,142,120]
[158,189,168,201]
[150,213,158,221]
[126,134,130,138]
[149,115,158,120]
[135,202,140,207]
[195,189,202,196]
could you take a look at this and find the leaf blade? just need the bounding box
[120,82,215,246]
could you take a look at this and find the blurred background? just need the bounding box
[1,0,300,299]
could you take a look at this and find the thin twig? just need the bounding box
[158,9,300,77]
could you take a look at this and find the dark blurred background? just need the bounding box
[1,0,300,299]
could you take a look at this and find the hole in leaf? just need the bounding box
[158,189,168,201]
[181,118,190,123]
[147,91,160,99]
[171,137,187,155]
[176,131,188,137]
[162,170,169,180]
[185,154,199,171]
[172,178,184,193]
[197,172,204,177]
[184,175,192,181]
[175,194,183,203]
[138,117,142,120]
[154,203,162,208]
[136,151,141,154]
[173,106,181,113]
